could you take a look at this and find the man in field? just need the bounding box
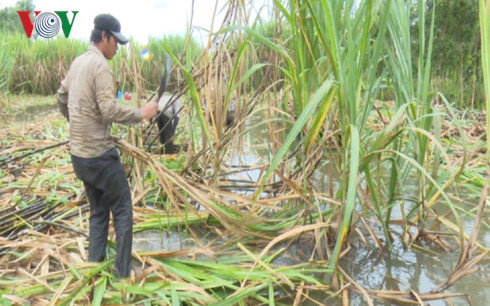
[57,14,158,278]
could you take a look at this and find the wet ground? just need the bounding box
[133,143,489,306]
[8,96,489,304]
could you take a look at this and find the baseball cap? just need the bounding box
[94,14,129,45]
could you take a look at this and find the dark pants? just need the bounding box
[71,147,133,277]
[156,113,179,151]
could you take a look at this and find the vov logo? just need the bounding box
[17,11,79,38]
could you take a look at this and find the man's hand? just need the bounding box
[140,102,158,120]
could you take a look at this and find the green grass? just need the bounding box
[479,0,490,163]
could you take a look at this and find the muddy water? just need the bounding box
[197,116,489,304]
[134,202,489,304]
[238,118,489,304]
[336,186,489,305]
[134,135,489,305]
[11,103,58,123]
[340,235,490,305]
[134,230,204,252]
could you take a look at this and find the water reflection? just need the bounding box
[339,216,489,305]
[232,113,490,304]
[11,103,58,123]
[134,110,489,304]
[133,230,197,252]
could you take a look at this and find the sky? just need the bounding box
[0,0,271,44]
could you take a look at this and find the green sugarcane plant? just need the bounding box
[480,0,490,164]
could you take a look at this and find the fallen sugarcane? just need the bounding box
[0,141,69,167]
[0,198,89,253]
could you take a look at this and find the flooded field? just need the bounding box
[0,95,488,304]
[1,1,489,304]
[132,113,489,305]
